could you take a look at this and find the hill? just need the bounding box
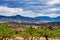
[0,15,43,23]
[35,16,60,22]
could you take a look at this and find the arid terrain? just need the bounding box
[0,22,60,40]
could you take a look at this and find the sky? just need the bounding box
[0,0,60,18]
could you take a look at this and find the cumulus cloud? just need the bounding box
[0,0,60,18]
[0,6,60,18]
[37,13,60,18]
[0,6,37,17]
[42,7,60,12]
[48,8,60,11]
[0,6,23,16]
[46,0,60,5]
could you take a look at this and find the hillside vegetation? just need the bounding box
[0,23,60,40]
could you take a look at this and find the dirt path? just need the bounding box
[15,37,60,40]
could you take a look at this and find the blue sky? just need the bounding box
[0,0,60,18]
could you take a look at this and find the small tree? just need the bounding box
[42,26,52,40]
[0,23,15,40]
[34,28,43,40]
[25,27,37,40]
[20,31,30,40]
[49,30,60,39]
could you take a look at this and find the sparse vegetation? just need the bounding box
[0,23,60,40]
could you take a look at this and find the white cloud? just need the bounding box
[0,6,37,17]
[0,6,23,13]
[0,6,60,18]
[43,8,60,12]
[28,2,38,4]
[49,8,60,11]
[37,13,60,18]
[0,6,23,16]
[21,10,37,17]
[46,0,60,5]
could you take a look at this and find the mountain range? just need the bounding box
[0,15,43,23]
[35,16,60,22]
[0,15,60,23]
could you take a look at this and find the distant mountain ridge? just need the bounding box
[35,16,60,22]
[0,15,60,23]
[0,15,43,23]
